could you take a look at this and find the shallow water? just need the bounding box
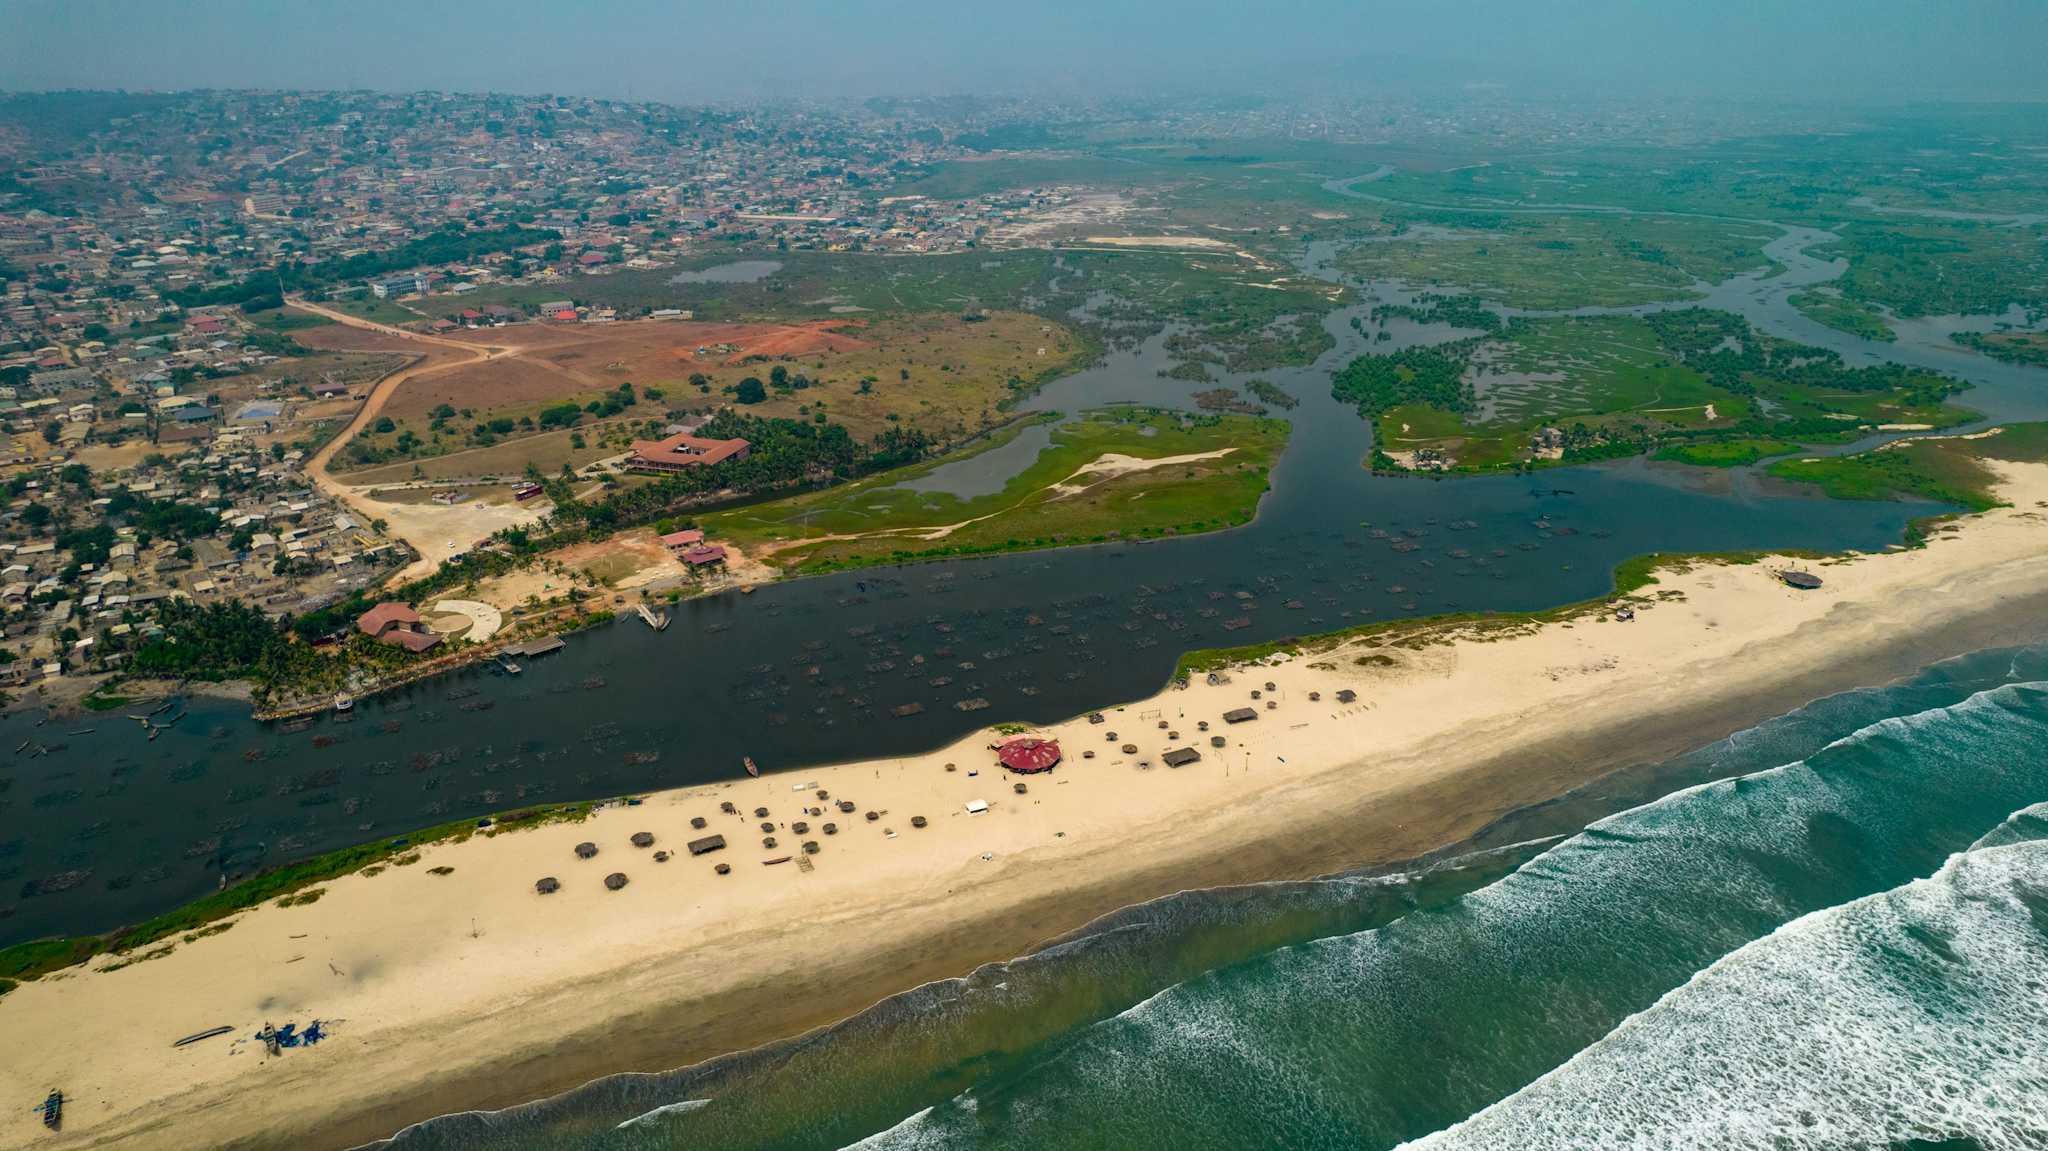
[361,643,2048,1149]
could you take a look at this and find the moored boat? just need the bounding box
[333,693,354,713]
[743,756,760,777]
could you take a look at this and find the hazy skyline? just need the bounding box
[5,0,2048,106]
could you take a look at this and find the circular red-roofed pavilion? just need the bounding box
[996,737,1062,774]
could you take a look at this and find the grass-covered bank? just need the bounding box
[703,407,1290,573]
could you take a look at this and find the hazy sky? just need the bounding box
[5,0,2046,105]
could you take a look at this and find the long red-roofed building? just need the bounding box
[627,432,751,474]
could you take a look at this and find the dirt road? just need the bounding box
[287,300,547,583]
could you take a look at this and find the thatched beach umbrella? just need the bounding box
[654,851,670,863]
[792,821,810,834]
[691,816,708,830]
[759,821,776,833]
[865,810,879,822]
[1083,750,1095,759]
[762,836,778,849]
[720,802,737,815]
[1013,782,1028,795]
[753,807,770,819]
[631,832,655,848]
[837,800,856,813]
[1308,691,1321,702]
[535,876,560,894]
[910,816,928,829]
[574,842,598,860]
[816,789,831,800]
[1264,681,1277,691]
[714,862,732,876]
[1211,736,1227,748]
[1197,721,1209,731]
[604,872,628,891]
[1122,744,1138,755]
[823,822,838,835]
[802,840,820,855]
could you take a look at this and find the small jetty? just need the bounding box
[634,604,670,631]
[501,635,566,659]
[495,654,522,676]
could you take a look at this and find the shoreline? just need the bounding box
[6,462,2048,1151]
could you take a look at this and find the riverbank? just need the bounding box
[7,460,2048,1150]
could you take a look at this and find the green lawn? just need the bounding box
[704,408,1288,572]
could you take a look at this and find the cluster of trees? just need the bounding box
[1643,308,1964,405]
[1330,338,1482,418]
[545,411,934,534]
[165,224,560,311]
[1363,293,1503,333]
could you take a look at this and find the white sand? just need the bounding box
[9,463,2048,1149]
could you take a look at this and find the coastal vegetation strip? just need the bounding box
[0,802,604,984]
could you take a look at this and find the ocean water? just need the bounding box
[366,645,2048,1151]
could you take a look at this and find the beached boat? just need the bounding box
[333,693,354,713]
[39,1089,61,1130]
[743,756,760,778]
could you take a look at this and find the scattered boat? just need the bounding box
[38,1090,61,1130]
[743,756,761,778]
[173,1025,234,1048]
[333,694,354,713]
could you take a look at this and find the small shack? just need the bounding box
[995,736,1062,774]
[1162,747,1202,768]
[1780,570,1824,590]
[1222,707,1259,724]
[687,834,727,856]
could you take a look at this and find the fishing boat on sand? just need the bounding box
[38,1090,62,1130]
[743,756,760,778]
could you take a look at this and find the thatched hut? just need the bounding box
[687,834,727,856]
[1162,747,1202,768]
[837,800,857,813]
[1013,782,1029,795]
[802,840,820,855]
[792,821,810,835]
[574,841,598,860]
[535,876,561,895]
[1121,743,1139,754]
[754,807,770,819]
[604,872,628,891]
[630,832,655,848]
[720,801,737,815]
[654,851,670,863]
[1781,570,1824,590]
[759,821,776,833]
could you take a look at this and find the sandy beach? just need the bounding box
[8,462,2048,1151]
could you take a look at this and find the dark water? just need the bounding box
[358,643,2048,1150]
[6,172,2042,949]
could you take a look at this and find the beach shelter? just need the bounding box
[996,736,1062,774]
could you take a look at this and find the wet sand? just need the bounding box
[8,463,2048,1151]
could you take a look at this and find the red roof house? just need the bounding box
[356,602,442,653]
[627,432,751,474]
[680,544,728,567]
[659,528,705,550]
[996,737,1062,774]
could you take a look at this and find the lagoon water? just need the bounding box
[364,644,2048,1150]
[11,171,2048,950]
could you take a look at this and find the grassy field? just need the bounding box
[1336,213,1775,309]
[1345,311,1976,474]
[330,311,1084,475]
[1953,328,2048,368]
[1765,424,2048,512]
[1822,220,2048,319]
[1789,288,1897,341]
[701,408,1288,572]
